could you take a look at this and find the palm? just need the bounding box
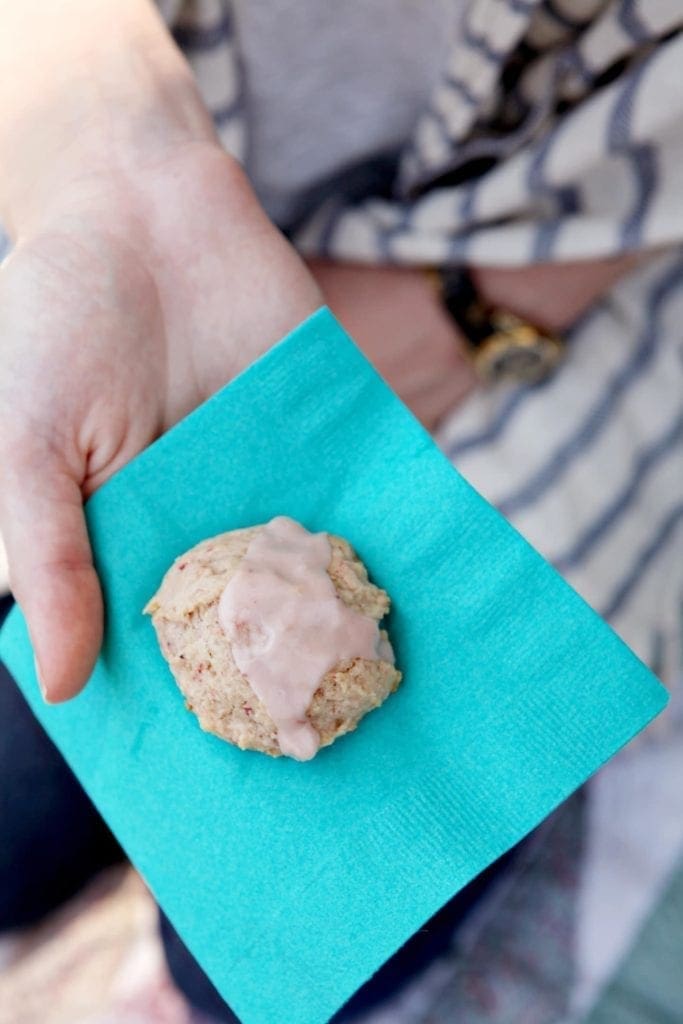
[0,146,320,699]
[0,227,168,494]
[2,148,319,485]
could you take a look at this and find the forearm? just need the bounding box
[471,253,643,334]
[0,0,215,236]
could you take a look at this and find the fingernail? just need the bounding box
[34,655,51,703]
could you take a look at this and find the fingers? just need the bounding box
[0,439,102,702]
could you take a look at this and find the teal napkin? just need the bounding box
[0,307,667,1024]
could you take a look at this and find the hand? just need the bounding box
[308,261,478,430]
[0,144,320,702]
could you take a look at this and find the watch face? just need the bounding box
[474,331,565,384]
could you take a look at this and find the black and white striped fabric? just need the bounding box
[158,0,683,266]
[157,0,683,692]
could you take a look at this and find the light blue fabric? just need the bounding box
[231,0,461,226]
[0,308,667,1024]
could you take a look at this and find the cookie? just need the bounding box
[145,518,401,760]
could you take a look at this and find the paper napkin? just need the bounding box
[0,308,667,1024]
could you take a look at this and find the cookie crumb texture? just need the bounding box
[145,527,401,757]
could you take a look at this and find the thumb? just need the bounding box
[0,440,102,703]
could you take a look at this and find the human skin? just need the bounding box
[0,0,641,703]
[307,253,641,429]
[0,0,322,702]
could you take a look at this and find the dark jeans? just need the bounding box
[0,594,516,1022]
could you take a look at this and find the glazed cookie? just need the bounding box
[145,517,401,760]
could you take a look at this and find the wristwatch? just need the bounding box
[428,267,565,384]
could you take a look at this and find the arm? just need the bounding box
[309,252,642,431]
[0,0,320,701]
[471,253,643,334]
[0,0,215,236]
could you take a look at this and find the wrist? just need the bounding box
[0,6,216,238]
[470,265,573,333]
[470,256,642,333]
[426,266,565,384]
